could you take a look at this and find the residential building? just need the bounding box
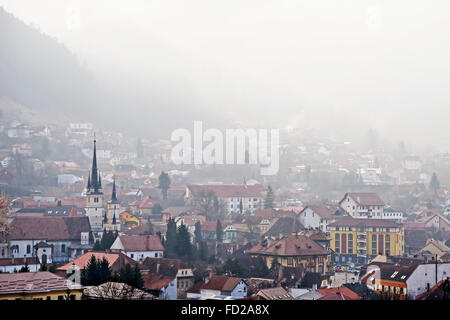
[298,205,336,233]
[248,234,330,274]
[327,217,404,265]
[186,275,248,299]
[419,238,450,261]
[141,257,194,299]
[7,216,92,263]
[338,192,385,219]
[185,184,266,214]
[110,235,164,261]
[382,207,404,223]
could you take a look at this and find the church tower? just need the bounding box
[105,177,121,231]
[85,138,104,234]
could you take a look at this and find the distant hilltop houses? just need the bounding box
[0,118,449,300]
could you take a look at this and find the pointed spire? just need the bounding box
[111,176,118,203]
[103,211,108,224]
[87,172,91,190]
[112,212,117,225]
[89,135,102,194]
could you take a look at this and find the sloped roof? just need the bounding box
[317,286,361,300]
[248,235,329,256]
[257,287,294,300]
[263,217,304,238]
[57,251,137,272]
[141,257,190,278]
[142,274,175,290]
[188,275,244,293]
[379,264,419,282]
[302,205,335,219]
[7,216,91,241]
[328,217,401,228]
[341,193,385,206]
[0,272,82,294]
[117,235,164,252]
[187,184,266,198]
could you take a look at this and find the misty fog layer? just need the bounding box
[0,0,449,149]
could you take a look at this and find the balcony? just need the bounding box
[356,231,367,236]
[357,245,367,251]
[357,238,366,243]
[357,253,367,258]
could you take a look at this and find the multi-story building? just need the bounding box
[298,205,336,233]
[185,184,266,214]
[327,217,404,265]
[247,234,330,274]
[338,192,385,219]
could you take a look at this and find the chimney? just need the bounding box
[11,256,14,264]
[157,263,160,274]
[24,255,26,264]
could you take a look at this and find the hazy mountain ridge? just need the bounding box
[0,7,101,120]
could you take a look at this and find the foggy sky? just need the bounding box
[1,0,449,151]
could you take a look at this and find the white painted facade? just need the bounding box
[340,194,384,219]
[298,207,332,233]
[406,263,450,299]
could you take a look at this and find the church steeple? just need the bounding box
[88,137,102,195]
[111,176,119,203]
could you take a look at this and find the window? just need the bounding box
[131,254,134,259]
[26,245,31,254]
[287,257,293,266]
[348,234,353,254]
[335,234,340,253]
[61,244,66,253]
[371,235,377,255]
[390,271,398,278]
[46,296,51,300]
[385,235,390,255]
[154,253,158,257]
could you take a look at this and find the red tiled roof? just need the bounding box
[254,209,295,219]
[201,275,243,292]
[7,216,91,241]
[248,235,329,256]
[57,251,137,272]
[201,221,229,232]
[130,197,156,209]
[317,286,361,300]
[187,184,266,198]
[0,272,81,293]
[341,193,385,206]
[142,274,174,290]
[117,235,164,251]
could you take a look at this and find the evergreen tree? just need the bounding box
[176,224,192,258]
[216,219,223,243]
[430,172,441,192]
[239,198,243,214]
[165,218,178,257]
[199,241,209,262]
[132,265,144,289]
[119,264,133,285]
[19,263,30,272]
[82,255,112,286]
[194,221,202,244]
[39,263,48,271]
[264,185,275,209]
[93,240,101,251]
[152,203,163,215]
[158,171,171,200]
